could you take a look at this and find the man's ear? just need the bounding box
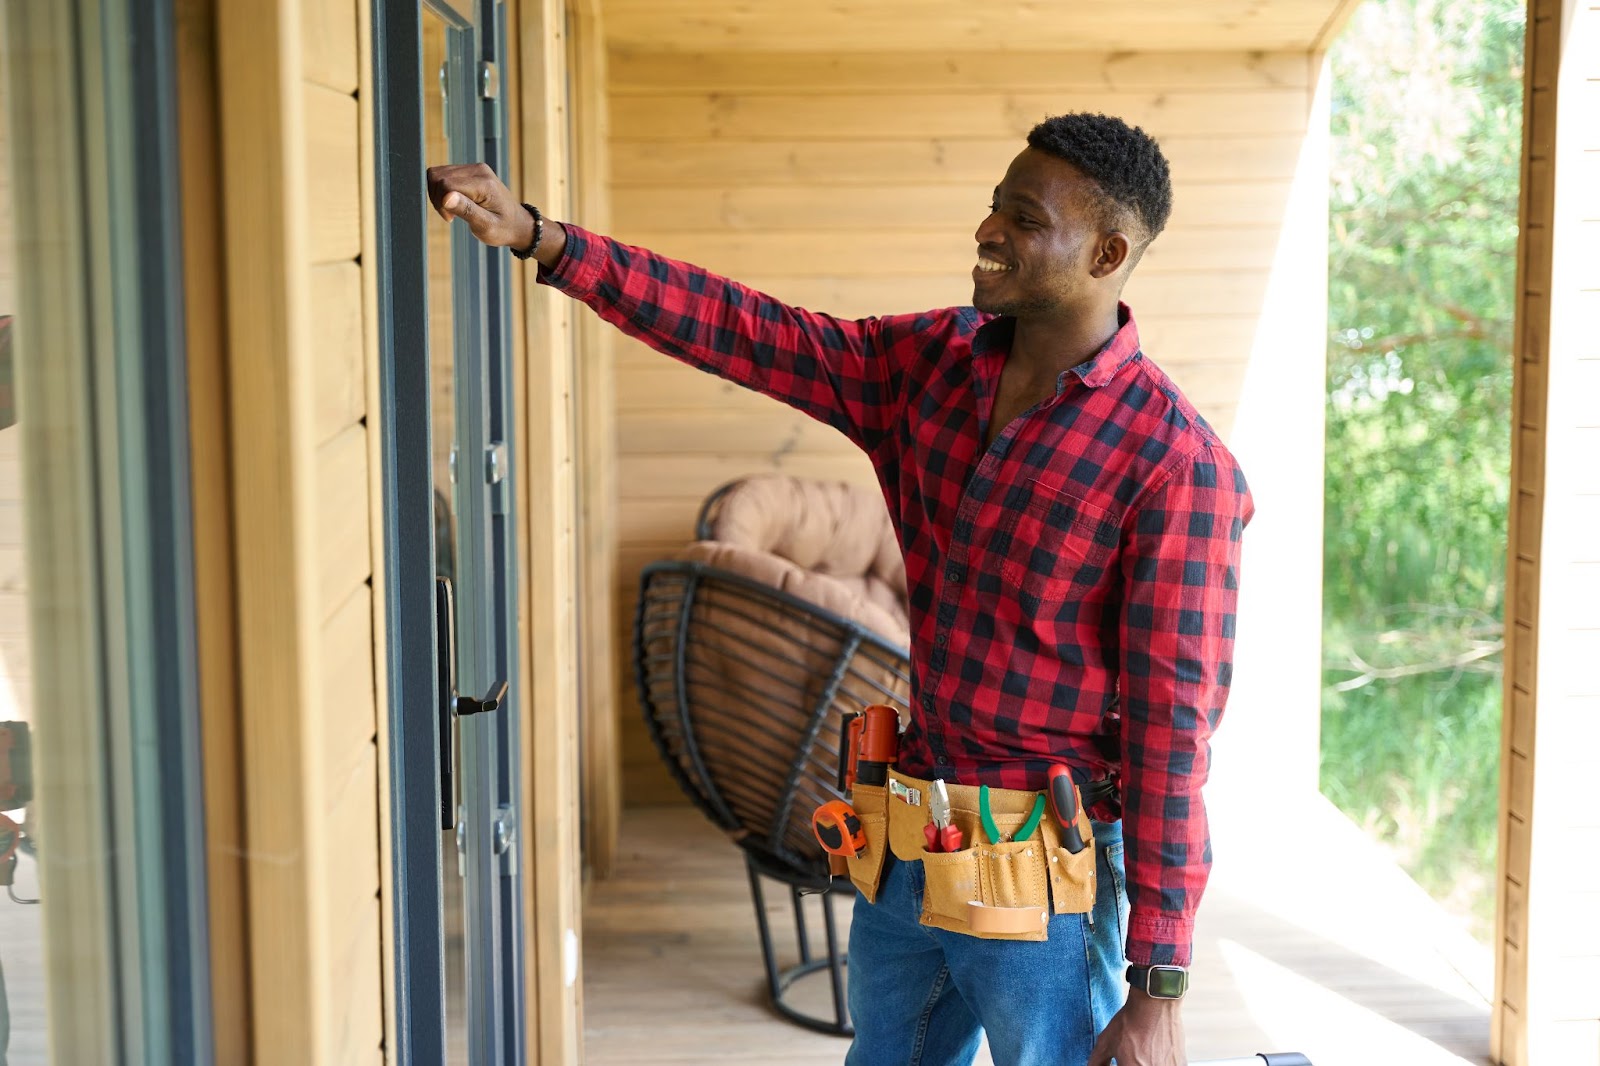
[1090,232,1132,280]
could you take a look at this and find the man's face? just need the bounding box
[971,148,1107,318]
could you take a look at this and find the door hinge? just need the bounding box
[493,804,517,876]
[479,61,501,129]
[486,441,510,514]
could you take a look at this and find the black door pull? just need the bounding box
[456,679,507,717]
[436,578,510,829]
[437,577,457,830]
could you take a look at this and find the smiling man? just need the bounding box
[429,112,1252,1066]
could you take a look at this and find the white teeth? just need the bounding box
[976,259,1010,273]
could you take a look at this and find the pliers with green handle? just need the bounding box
[978,784,1046,844]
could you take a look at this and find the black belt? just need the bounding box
[1078,778,1118,809]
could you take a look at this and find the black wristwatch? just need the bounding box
[1126,964,1188,1000]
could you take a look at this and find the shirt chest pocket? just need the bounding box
[999,488,1121,601]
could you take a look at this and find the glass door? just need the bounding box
[376,2,522,1064]
[3,2,213,1063]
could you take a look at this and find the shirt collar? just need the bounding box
[973,303,1143,390]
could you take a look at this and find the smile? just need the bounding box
[974,257,1011,275]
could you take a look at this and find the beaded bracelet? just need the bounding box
[510,203,543,260]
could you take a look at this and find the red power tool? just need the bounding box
[839,703,899,790]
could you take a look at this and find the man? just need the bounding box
[429,111,1251,1066]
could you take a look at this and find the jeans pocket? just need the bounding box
[1101,841,1128,946]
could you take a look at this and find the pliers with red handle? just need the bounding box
[923,779,964,852]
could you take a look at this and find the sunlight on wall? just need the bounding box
[1208,60,1333,816]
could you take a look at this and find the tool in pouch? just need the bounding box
[811,800,867,857]
[1046,764,1087,853]
[979,784,1045,844]
[813,704,900,870]
[899,767,1099,942]
[923,779,962,853]
[819,706,1098,941]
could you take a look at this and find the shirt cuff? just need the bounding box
[1125,911,1194,968]
[534,222,601,297]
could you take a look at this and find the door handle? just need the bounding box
[435,577,509,830]
[456,679,507,717]
[437,577,457,830]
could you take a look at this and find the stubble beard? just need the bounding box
[972,288,1056,318]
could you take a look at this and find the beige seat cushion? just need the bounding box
[686,475,909,644]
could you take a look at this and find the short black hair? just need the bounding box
[1026,113,1173,252]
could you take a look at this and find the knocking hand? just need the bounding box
[425,163,533,249]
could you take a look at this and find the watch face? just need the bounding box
[1147,966,1188,999]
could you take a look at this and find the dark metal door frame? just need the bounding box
[372,0,523,1061]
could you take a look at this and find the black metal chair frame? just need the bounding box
[633,540,910,1036]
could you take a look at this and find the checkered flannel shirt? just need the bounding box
[540,225,1254,967]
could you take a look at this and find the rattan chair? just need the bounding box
[633,475,911,1035]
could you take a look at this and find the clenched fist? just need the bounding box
[425,163,565,264]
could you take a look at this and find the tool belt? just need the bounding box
[843,770,1102,942]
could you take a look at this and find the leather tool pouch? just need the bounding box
[843,782,890,903]
[882,771,1097,942]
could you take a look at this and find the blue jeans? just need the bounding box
[845,820,1130,1066]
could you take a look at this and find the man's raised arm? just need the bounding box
[426,163,928,456]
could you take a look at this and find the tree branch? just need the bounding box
[1329,638,1504,692]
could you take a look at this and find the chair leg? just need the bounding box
[791,884,812,965]
[746,855,784,1005]
[742,854,854,1037]
[822,881,850,1032]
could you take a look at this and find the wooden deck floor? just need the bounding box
[582,798,1493,1065]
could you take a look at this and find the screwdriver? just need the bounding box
[1046,765,1087,854]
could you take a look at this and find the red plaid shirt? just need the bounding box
[541,225,1253,967]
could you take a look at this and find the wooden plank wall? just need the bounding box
[304,0,386,1060]
[569,0,624,885]
[511,0,587,1060]
[604,49,1317,803]
[1495,0,1600,1062]
[216,0,385,1060]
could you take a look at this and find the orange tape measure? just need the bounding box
[811,800,867,858]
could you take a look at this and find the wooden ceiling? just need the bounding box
[601,0,1361,55]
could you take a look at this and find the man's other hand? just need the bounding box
[1086,989,1184,1066]
[425,163,533,249]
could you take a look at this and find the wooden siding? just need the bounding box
[605,48,1324,804]
[511,0,587,1060]
[569,0,624,883]
[215,0,384,1059]
[1495,1,1600,1062]
[305,0,384,1061]
[602,0,1357,54]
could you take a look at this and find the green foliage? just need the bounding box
[1322,0,1523,940]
